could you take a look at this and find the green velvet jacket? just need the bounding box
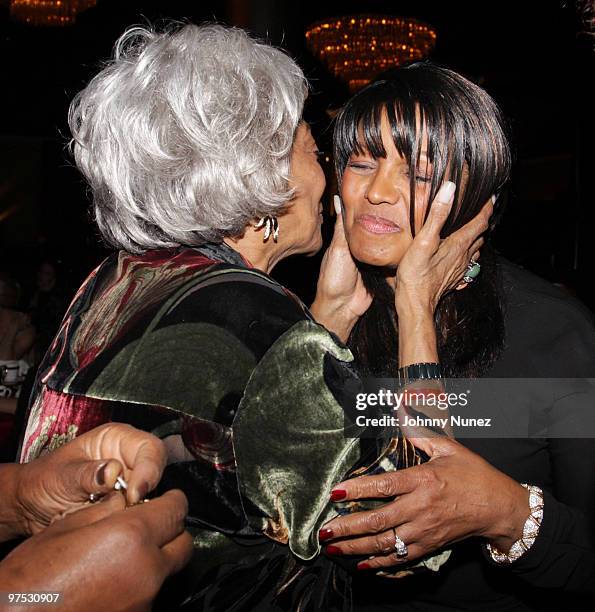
[19,243,444,611]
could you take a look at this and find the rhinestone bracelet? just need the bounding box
[485,483,544,564]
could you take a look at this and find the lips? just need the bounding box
[356,214,402,234]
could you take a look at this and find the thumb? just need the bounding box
[329,195,348,249]
[61,458,124,502]
[408,434,459,460]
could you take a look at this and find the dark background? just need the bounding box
[0,0,593,308]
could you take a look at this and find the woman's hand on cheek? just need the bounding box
[311,195,372,342]
[395,183,493,316]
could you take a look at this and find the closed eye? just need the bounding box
[405,170,432,184]
[347,161,376,171]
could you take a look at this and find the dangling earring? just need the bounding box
[255,216,279,243]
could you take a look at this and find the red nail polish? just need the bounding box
[318,528,334,542]
[325,545,343,556]
[330,489,347,502]
[357,562,371,570]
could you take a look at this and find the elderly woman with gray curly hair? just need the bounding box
[18,23,488,611]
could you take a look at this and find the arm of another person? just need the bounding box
[0,423,192,611]
[0,399,16,416]
[13,313,35,361]
[0,490,192,612]
[0,422,167,542]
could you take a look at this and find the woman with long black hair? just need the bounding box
[316,63,595,610]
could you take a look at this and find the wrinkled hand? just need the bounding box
[311,195,372,341]
[395,183,493,315]
[0,490,193,612]
[319,435,528,570]
[16,423,167,536]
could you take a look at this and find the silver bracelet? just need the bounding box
[485,483,544,564]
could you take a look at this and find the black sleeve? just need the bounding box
[483,275,595,593]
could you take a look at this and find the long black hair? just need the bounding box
[333,63,511,377]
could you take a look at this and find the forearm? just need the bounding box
[396,295,439,366]
[0,464,26,542]
[0,399,17,415]
[15,327,35,360]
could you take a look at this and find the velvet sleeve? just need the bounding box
[233,319,365,560]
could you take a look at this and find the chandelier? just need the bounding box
[10,0,97,27]
[305,14,437,92]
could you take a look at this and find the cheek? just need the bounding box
[340,177,362,225]
[340,172,366,202]
[315,164,326,195]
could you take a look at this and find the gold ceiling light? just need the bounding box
[10,0,97,27]
[305,14,437,92]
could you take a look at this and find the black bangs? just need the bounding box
[334,80,422,178]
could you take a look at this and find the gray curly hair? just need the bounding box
[68,23,308,253]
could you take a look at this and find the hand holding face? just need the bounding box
[311,195,372,342]
[319,435,529,570]
[0,490,193,612]
[395,182,493,316]
[15,423,167,536]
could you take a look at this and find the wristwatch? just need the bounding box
[397,362,443,386]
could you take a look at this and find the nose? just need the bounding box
[365,167,404,206]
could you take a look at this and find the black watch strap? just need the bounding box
[397,362,442,386]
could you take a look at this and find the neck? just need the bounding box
[223,235,289,275]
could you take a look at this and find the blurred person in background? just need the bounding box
[0,273,34,443]
[27,259,70,363]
